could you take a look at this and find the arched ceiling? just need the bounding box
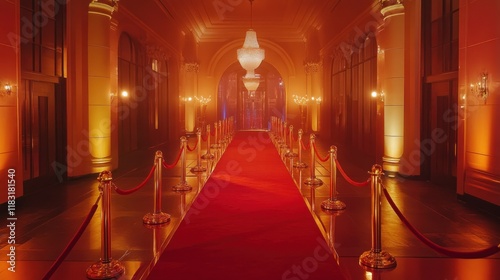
[151,0,375,43]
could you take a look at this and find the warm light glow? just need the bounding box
[371,91,377,98]
[293,95,309,105]
[242,73,260,91]
[195,95,212,105]
[121,90,129,97]
[311,96,322,104]
[1,83,13,96]
[237,30,265,74]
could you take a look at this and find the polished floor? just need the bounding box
[1,131,499,280]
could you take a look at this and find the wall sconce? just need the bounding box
[311,96,322,104]
[181,96,193,102]
[371,90,384,102]
[293,94,309,105]
[1,83,13,96]
[470,72,488,101]
[195,95,211,105]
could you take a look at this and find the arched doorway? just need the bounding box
[218,62,286,130]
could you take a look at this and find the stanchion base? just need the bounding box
[305,177,323,186]
[173,181,193,192]
[190,165,207,173]
[143,211,171,225]
[321,199,346,211]
[293,161,308,168]
[359,250,397,269]
[201,153,215,160]
[86,259,125,279]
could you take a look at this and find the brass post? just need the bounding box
[293,129,308,168]
[86,171,124,279]
[202,124,215,160]
[173,136,192,191]
[143,151,171,225]
[321,146,346,210]
[359,164,396,269]
[304,134,323,186]
[191,128,206,173]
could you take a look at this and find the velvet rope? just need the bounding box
[163,147,184,169]
[187,140,198,152]
[301,139,310,151]
[383,188,500,258]
[202,134,208,142]
[114,165,156,195]
[42,195,101,280]
[313,143,330,162]
[335,159,371,187]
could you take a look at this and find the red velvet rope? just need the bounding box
[313,143,330,162]
[383,188,500,258]
[202,134,208,142]
[163,147,184,169]
[42,195,100,280]
[301,139,310,151]
[335,159,371,187]
[114,165,156,195]
[187,140,198,152]
[210,130,215,136]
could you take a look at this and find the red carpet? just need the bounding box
[147,131,346,280]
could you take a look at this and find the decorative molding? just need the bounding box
[379,0,403,9]
[89,0,119,17]
[304,62,322,73]
[146,44,170,61]
[184,62,200,73]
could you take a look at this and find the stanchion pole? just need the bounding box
[202,124,215,160]
[86,171,124,279]
[173,136,193,191]
[321,146,346,210]
[286,125,298,158]
[143,151,171,225]
[293,129,308,168]
[191,128,206,173]
[359,164,396,269]
[304,134,323,186]
[211,121,220,161]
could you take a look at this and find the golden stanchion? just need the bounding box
[191,128,207,173]
[293,129,307,168]
[173,136,193,191]
[86,171,125,279]
[280,121,288,159]
[321,146,346,211]
[202,124,215,160]
[211,122,220,161]
[304,134,323,186]
[359,164,397,269]
[285,125,298,158]
[143,151,171,225]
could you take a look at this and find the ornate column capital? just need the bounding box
[184,62,200,73]
[304,62,322,74]
[379,0,405,18]
[89,0,119,17]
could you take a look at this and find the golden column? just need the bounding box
[183,62,199,133]
[87,0,117,173]
[377,1,405,174]
[304,62,323,132]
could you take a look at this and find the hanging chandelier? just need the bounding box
[237,0,265,78]
[242,73,260,91]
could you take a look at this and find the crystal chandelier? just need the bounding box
[237,0,265,86]
[242,73,260,91]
